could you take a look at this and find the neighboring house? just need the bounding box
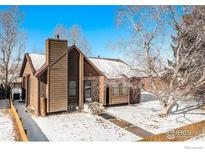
[10,77,22,89]
[10,77,22,101]
[141,76,168,92]
[19,38,141,116]
[0,77,22,100]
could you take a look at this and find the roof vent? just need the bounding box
[55,34,60,39]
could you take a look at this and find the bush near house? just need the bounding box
[0,85,11,100]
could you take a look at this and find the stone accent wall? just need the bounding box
[92,77,99,102]
[99,76,105,105]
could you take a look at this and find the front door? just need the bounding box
[84,80,92,103]
[106,87,109,106]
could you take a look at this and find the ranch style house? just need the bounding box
[19,38,141,116]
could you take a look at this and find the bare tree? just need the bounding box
[167,6,205,102]
[54,24,91,55]
[0,7,26,98]
[117,6,205,116]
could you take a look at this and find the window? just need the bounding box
[113,82,119,96]
[121,82,128,96]
[84,80,92,102]
[69,81,77,96]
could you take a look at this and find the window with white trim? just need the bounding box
[113,82,119,96]
[121,82,128,96]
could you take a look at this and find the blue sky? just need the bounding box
[0,5,131,58]
[0,5,176,61]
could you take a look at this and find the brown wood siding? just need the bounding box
[47,39,68,113]
[26,75,30,106]
[46,39,68,64]
[84,58,99,76]
[110,96,128,105]
[46,40,49,65]
[79,53,84,108]
[108,80,129,105]
[39,71,47,98]
[39,81,46,97]
[99,76,105,105]
[141,77,166,91]
[49,55,68,112]
[22,60,39,114]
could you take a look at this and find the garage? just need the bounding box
[11,88,22,101]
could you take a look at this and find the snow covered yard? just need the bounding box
[32,112,141,141]
[0,110,19,141]
[107,100,205,135]
[141,91,157,102]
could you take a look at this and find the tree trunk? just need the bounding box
[4,67,8,99]
[160,95,177,117]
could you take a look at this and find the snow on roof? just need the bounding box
[27,53,139,78]
[88,57,137,79]
[28,53,45,71]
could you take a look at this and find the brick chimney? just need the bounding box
[46,38,68,65]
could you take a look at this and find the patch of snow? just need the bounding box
[0,110,16,141]
[83,104,89,113]
[29,53,45,71]
[32,112,141,141]
[107,100,205,134]
[88,57,137,78]
[141,91,154,95]
[187,134,205,142]
[11,88,21,94]
[141,91,157,102]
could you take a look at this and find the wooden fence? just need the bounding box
[10,99,29,142]
[141,120,205,141]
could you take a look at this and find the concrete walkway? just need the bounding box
[14,101,49,141]
[98,112,154,138]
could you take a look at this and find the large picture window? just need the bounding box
[121,82,128,96]
[113,82,119,96]
[69,81,77,96]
